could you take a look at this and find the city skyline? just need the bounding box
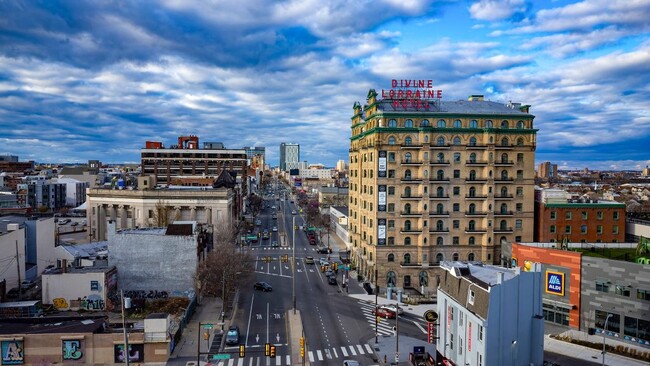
[1,0,649,170]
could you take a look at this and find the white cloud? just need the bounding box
[469,0,526,21]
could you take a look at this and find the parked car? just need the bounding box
[372,307,396,319]
[304,256,315,264]
[327,276,337,285]
[253,282,273,292]
[225,326,240,345]
[319,258,329,266]
[271,240,279,247]
[57,219,71,225]
[379,304,404,315]
[325,269,334,277]
[70,221,79,227]
[272,226,278,232]
[6,287,19,299]
[291,210,297,215]
[343,360,360,366]
[316,246,332,254]
[20,280,35,290]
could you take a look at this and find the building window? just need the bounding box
[404,237,411,245]
[454,119,462,128]
[436,237,443,246]
[453,220,459,229]
[405,119,414,128]
[624,316,650,343]
[388,119,397,127]
[581,225,587,234]
[388,237,395,245]
[90,281,99,291]
[453,187,460,196]
[613,225,619,234]
[388,186,395,195]
[581,211,588,220]
[387,220,395,229]
[453,236,459,245]
[637,289,650,301]
[453,203,460,212]
[452,253,459,260]
[516,186,523,196]
[501,120,509,128]
[404,137,412,145]
[550,211,556,220]
[613,211,619,220]
[550,225,556,233]
[437,137,445,146]
[403,253,411,263]
[454,152,461,163]
[615,285,631,297]
[437,119,446,128]
[388,253,395,262]
[597,211,603,220]
[516,203,523,212]
[388,152,396,162]
[565,225,571,234]
[470,120,478,128]
[453,170,460,178]
[515,219,522,229]
[469,137,477,146]
[468,237,475,245]
[388,137,396,145]
[421,119,430,127]
[453,137,461,145]
[596,281,610,292]
[596,225,603,234]
[566,212,572,220]
[387,203,395,212]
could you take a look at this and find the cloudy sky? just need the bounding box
[1,0,649,170]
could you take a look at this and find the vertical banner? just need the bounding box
[378,185,386,211]
[468,322,472,352]
[378,218,386,245]
[378,151,387,177]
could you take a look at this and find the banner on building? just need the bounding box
[378,185,386,211]
[378,218,386,245]
[378,151,387,177]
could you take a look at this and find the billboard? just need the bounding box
[289,169,300,176]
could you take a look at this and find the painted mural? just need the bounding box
[62,340,85,363]
[113,343,144,363]
[1,340,24,365]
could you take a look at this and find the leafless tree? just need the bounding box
[151,200,179,227]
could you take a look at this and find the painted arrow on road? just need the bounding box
[276,333,280,342]
[256,334,260,343]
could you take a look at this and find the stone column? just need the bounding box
[190,206,197,221]
[131,207,137,228]
[110,205,117,222]
[206,207,212,226]
[118,205,127,230]
[98,205,107,241]
[173,206,181,223]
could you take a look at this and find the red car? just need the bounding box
[372,307,396,319]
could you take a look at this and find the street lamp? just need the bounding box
[292,215,296,314]
[511,340,517,366]
[120,290,131,366]
[602,313,613,366]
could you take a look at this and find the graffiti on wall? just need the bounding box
[53,298,69,310]
[62,340,84,362]
[113,344,144,363]
[124,290,169,299]
[1,340,24,365]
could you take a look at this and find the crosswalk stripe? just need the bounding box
[357,344,365,354]
[285,355,290,365]
[365,344,374,353]
[333,347,338,358]
[349,345,357,356]
[308,351,315,362]
[341,346,348,357]
[238,358,244,366]
[275,356,281,365]
[317,350,323,361]
[228,359,235,366]
[248,356,254,366]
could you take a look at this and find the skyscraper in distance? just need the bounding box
[280,143,300,171]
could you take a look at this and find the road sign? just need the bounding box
[212,354,231,360]
[202,324,213,329]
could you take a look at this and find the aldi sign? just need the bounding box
[545,270,565,296]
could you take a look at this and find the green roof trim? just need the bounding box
[544,203,626,208]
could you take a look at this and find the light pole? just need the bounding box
[511,340,517,366]
[395,300,399,363]
[602,313,613,366]
[120,290,131,366]
[375,267,379,344]
[292,215,296,314]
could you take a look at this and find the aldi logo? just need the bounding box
[545,271,565,296]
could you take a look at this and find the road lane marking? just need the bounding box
[308,351,315,362]
[357,345,365,354]
[285,355,290,365]
[333,348,338,358]
[341,347,348,357]
[317,350,323,361]
[365,344,374,353]
[412,319,427,334]
[238,359,244,366]
[349,346,357,356]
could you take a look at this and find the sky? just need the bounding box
[0,0,649,171]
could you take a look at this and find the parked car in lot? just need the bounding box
[70,221,79,227]
[372,307,396,319]
[225,325,240,345]
[57,218,71,225]
[379,304,404,315]
[253,282,273,292]
[304,256,315,264]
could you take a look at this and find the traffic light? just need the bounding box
[239,344,245,357]
[265,343,270,356]
[299,337,305,358]
[269,345,277,358]
[203,331,209,340]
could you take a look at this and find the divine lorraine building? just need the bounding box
[348,89,537,291]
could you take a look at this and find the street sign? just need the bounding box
[202,324,213,329]
[212,354,231,360]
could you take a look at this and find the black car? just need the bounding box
[253,282,273,292]
[327,276,337,285]
[316,246,332,254]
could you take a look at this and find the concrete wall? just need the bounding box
[108,223,199,293]
[0,226,26,289]
[42,270,111,311]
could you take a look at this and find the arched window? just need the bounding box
[486,120,493,128]
[501,137,509,146]
[501,120,509,128]
[500,203,508,213]
[387,271,397,287]
[403,253,411,263]
[421,119,430,127]
[468,253,475,261]
[500,220,508,230]
[501,170,508,179]
[437,119,446,128]
[469,170,476,180]
[437,170,444,180]
[405,152,412,163]
[437,203,444,214]
[469,236,475,245]
[404,203,411,214]
[453,136,461,145]
[437,137,445,146]
[501,187,508,196]
[469,203,476,214]
[404,187,411,197]
[437,152,445,162]
[419,271,428,287]
[452,253,459,261]
[454,119,462,128]
[424,152,429,160]
[436,253,444,263]
[405,137,412,145]
[388,253,395,262]
[469,186,476,197]
[501,153,508,163]
[469,137,477,146]
[437,187,444,197]
[516,137,524,146]
[388,137,396,145]
[517,120,525,128]
[405,119,414,128]
[424,136,429,143]
[424,169,429,177]
[405,220,411,231]
[436,220,444,230]
[436,237,443,246]
[470,120,478,128]
[388,119,397,127]
[404,169,412,180]
[469,153,477,163]
[404,237,411,245]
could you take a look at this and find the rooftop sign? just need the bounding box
[381,79,443,111]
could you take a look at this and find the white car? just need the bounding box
[291,210,297,215]
[272,226,278,232]
[379,304,404,315]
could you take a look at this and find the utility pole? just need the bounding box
[15,240,21,295]
[121,290,130,366]
[292,215,296,314]
[375,267,379,344]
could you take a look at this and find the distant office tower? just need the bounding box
[336,160,347,172]
[243,146,266,168]
[280,143,300,171]
[538,161,557,179]
[643,166,650,177]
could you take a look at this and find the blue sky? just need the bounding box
[1,0,649,170]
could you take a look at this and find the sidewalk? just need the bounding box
[168,297,224,364]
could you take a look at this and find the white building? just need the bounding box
[437,261,544,366]
[42,266,118,312]
[280,143,300,171]
[0,222,26,290]
[55,177,90,207]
